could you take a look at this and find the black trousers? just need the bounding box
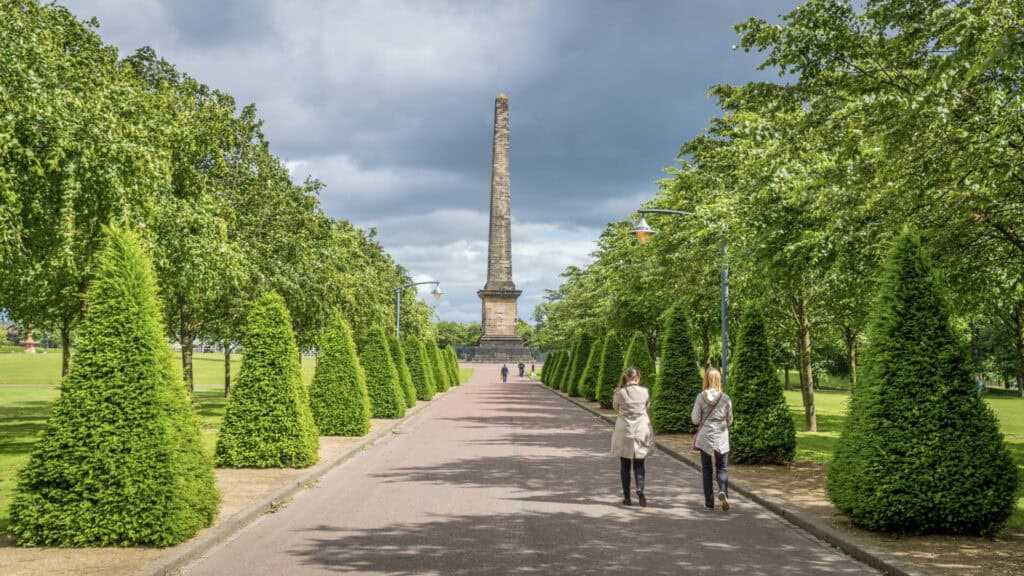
[699,449,728,508]
[619,457,646,499]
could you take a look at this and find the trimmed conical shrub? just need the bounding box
[309,314,371,436]
[444,345,460,385]
[9,226,218,547]
[403,336,436,400]
[361,327,406,418]
[622,331,655,387]
[651,301,705,433]
[560,336,581,393]
[554,350,568,388]
[427,339,451,392]
[568,333,596,397]
[542,351,555,385]
[579,344,601,401]
[827,230,1019,535]
[728,306,795,463]
[388,335,417,408]
[596,332,624,409]
[216,292,319,468]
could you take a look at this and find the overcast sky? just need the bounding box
[62,0,800,325]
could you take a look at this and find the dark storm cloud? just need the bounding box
[61,0,802,323]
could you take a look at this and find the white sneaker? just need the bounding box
[718,491,730,511]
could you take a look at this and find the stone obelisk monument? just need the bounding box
[477,94,525,353]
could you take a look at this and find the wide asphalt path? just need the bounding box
[184,364,874,575]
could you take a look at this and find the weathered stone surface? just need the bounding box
[479,94,523,348]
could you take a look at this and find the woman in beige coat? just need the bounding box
[610,367,654,506]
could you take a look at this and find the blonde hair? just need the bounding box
[619,367,640,389]
[703,367,722,392]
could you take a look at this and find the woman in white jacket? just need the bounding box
[610,367,654,506]
[691,367,733,511]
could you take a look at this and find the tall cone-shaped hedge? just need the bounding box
[361,327,406,418]
[568,333,595,397]
[444,346,460,385]
[542,351,555,385]
[623,331,655,386]
[728,306,795,463]
[579,345,601,401]
[596,332,624,409]
[388,335,417,408]
[550,352,564,386]
[561,336,581,392]
[9,226,218,547]
[427,340,452,392]
[827,230,1019,535]
[556,350,569,388]
[216,292,319,468]
[403,336,436,400]
[309,315,371,436]
[651,301,705,433]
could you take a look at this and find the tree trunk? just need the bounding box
[224,339,231,397]
[784,365,790,390]
[793,297,817,432]
[60,322,72,378]
[842,325,859,393]
[179,300,194,392]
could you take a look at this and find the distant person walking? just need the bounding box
[691,367,733,511]
[518,362,525,377]
[610,367,653,506]
[500,364,509,383]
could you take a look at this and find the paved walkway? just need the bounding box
[184,365,874,575]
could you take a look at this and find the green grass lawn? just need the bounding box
[785,390,1024,530]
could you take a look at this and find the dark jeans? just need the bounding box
[700,450,728,508]
[619,457,646,499]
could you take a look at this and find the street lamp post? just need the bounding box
[394,281,443,337]
[631,208,730,389]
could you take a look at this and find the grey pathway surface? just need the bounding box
[184,365,875,575]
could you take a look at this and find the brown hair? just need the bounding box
[619,367,640,389]
[703,367,722,392]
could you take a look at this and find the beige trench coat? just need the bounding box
[610,385,654,459]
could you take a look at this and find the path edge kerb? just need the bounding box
[538,383,928,576]
[136,387,461,576]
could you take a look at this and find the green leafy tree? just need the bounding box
[388,335,417,408]
[622,331,655,387]
[403,336,436,400]
[728,306,795,463]
[827,231,1018,535]
[309,314,371,436]
[360,327,406,418]
[9,226,218,546]
[651,301,704,433]
[568,333,596,397]
[0,5,170,378]
[596,332,624,409]
[578,344,601,401]
[216,292,319,467]
[427,339,451,392]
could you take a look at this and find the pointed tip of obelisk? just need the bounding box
[497,92,508,100]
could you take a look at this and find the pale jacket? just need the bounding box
[610,385,654,459]
[691,389,733,455]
